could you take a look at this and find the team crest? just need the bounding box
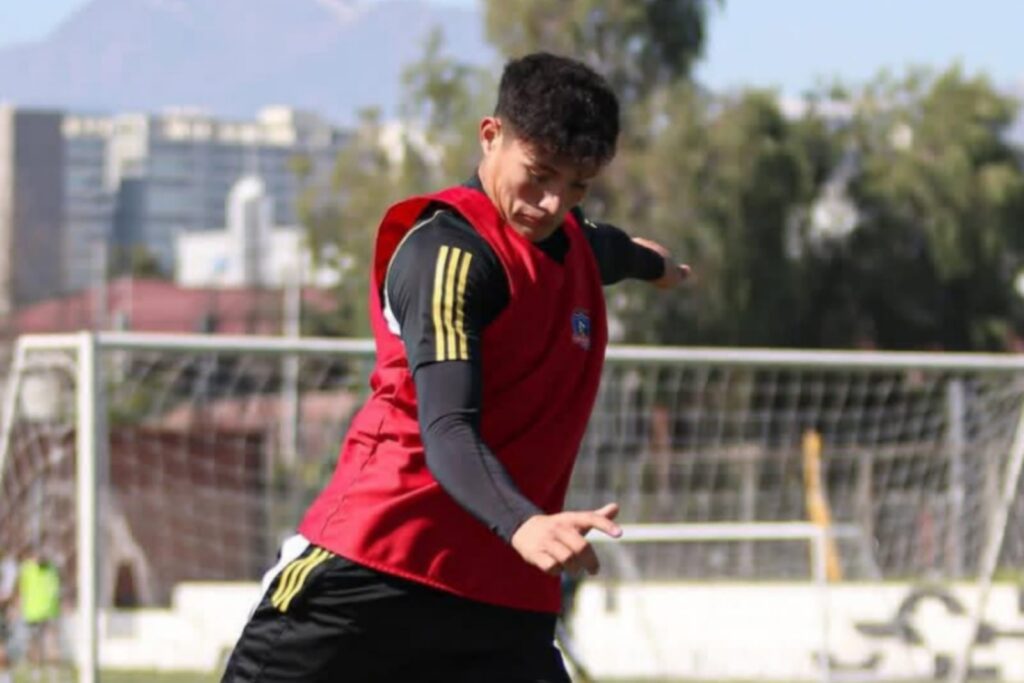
[571,309,591,350]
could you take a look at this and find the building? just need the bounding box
[51,106,350,294]
[63,114,116,295]
[0,105,350,310]
[104,106,348,271]
[175,175,339,289]
[0,106,65,321]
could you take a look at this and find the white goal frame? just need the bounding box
[590,521,834,683]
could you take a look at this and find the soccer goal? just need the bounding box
[2,333,1024,682]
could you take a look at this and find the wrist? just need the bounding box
[508,512,541,544]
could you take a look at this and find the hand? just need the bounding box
[632,237,691,289]
[510,503,622,576]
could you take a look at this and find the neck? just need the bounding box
[477,160,524,238]
[476,160,499,214]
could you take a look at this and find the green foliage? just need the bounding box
[808,67,1024,350]
[604,65,1024,351]
[401,28,496,182]
[483,0,720,106]
[109,245,168,280]
[296,32,492,337]
[612,85,835,346]
[296,3,1024,351]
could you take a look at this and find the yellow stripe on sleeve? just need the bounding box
[443,247,461,360]
[455,251,473,360]
[432,246,450,361]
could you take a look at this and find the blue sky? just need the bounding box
[3,0,1022,95]
[696,0,1024,95]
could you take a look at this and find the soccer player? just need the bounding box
[222,52,689,682]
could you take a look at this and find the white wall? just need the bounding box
[78,581,1024,680]
[175,228,339,289]
[571,582,1024,681]
[96,583,261,672]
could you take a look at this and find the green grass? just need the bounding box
[100,674,220,683]
[13,671,218,683]
[9,670,969,682]
[16,671,667,682]
[7,672,733,683]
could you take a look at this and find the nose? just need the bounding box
[538,191,562,216]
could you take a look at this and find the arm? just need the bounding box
[574,207,691,288]
[385,211,539,541]
[415,362,540,540]
[387,211,622,574]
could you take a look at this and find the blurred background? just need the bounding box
[0,0,1022,350]
[2,2,1024,682]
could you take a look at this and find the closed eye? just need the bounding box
[528,169,551,185]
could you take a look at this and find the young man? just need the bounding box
[223,52,689,682]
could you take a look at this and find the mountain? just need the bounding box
[0,0,494,122]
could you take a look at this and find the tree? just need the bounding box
[803,66,1024,350]
[610,84,839,346]
[295,5,1024,351]
[480,1,735,344]
[296,109,402,336]
[109,245,168,280]
[297,31,492,337]
[484,0,719,106]
[401,28,496,183]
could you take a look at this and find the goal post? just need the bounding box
[952,397,1024,683]
[3,332,1024,681]
[0,333,102,683]
[588,521,834,682]
[581,524,835,679]
[572,345,1024,681]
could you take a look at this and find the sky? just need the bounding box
[2,0,1022,95]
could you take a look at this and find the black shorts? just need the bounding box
[222,540,570,683]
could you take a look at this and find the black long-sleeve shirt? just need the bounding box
[384,175,664,542]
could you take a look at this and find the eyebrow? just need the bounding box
[529,160,558,175]
[529,160,595,184]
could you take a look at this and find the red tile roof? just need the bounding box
[13,277,337,335]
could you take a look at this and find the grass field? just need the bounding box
[8,667,960,682]
[10,674,955,683]
[13,672,218,683]
[7,671,732,683]
[11,676,700,683]
[11,674,696,683]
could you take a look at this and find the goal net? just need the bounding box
[2,333,1024,682]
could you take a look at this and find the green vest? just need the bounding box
[18,559,61,623]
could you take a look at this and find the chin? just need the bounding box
[514,222,553,243]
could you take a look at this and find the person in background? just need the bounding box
[18,554,62,682]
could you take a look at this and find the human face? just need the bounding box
[477,117,602,242]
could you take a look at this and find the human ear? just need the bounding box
[479,116,503,153]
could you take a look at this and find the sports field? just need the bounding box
[14,671,696,683]
[8,671,713,683]
[6,679,720,683]
[10,673,953,683]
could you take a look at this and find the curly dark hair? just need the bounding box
[494,52,620,168]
